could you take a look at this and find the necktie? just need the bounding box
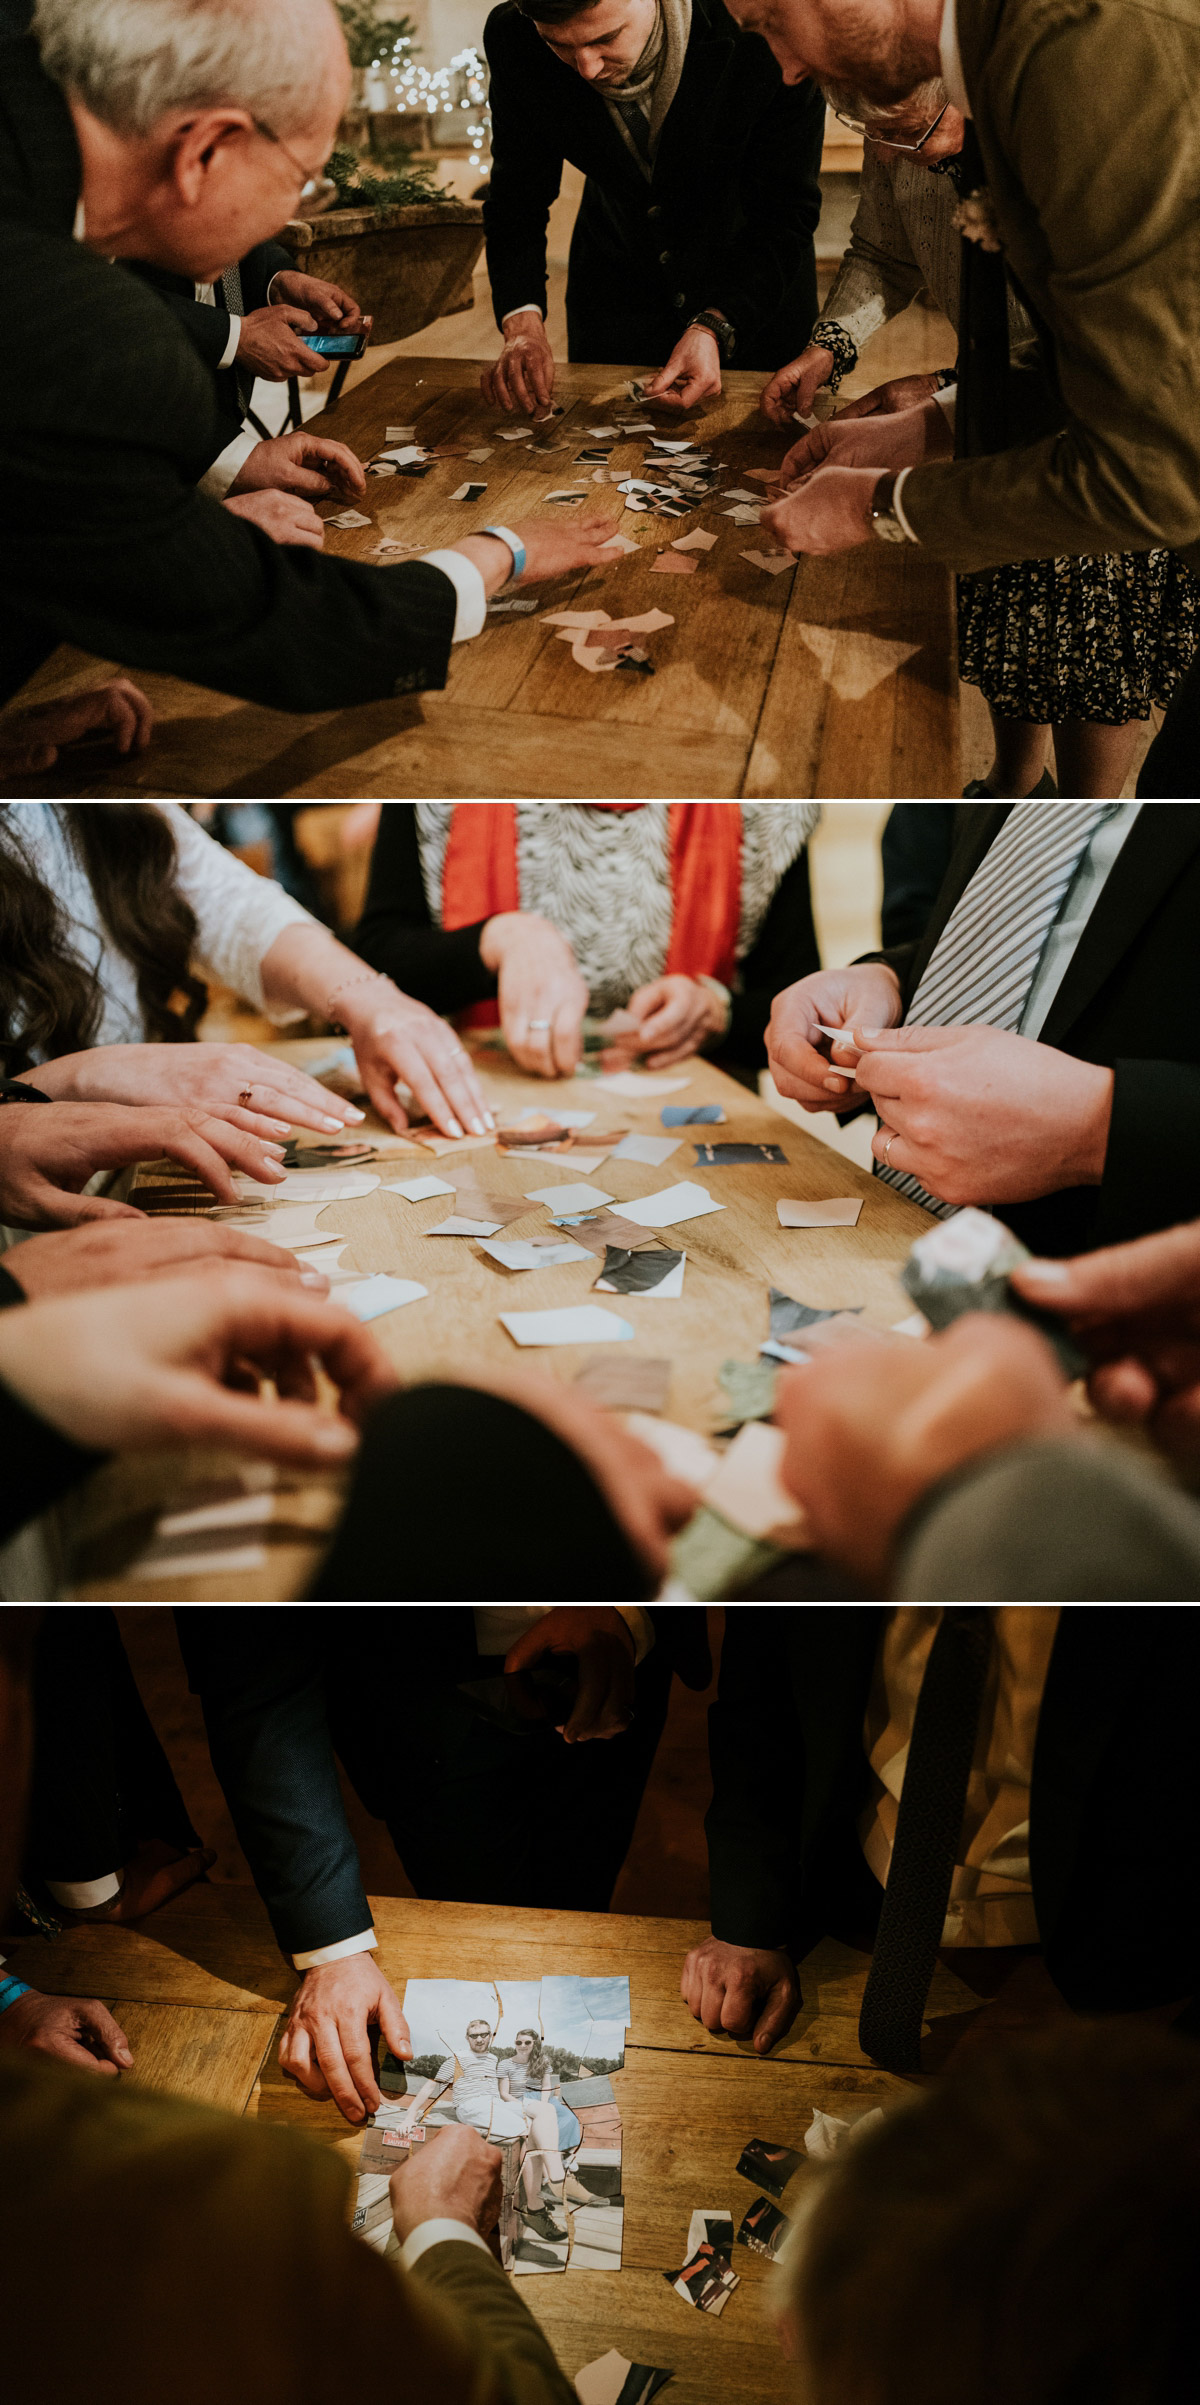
[876,802,1110,1214]
[857,1608,991,2074]
[219,261,255,415]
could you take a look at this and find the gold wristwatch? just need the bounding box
[870,471,912,545]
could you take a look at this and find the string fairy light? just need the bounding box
[367,36,492,165]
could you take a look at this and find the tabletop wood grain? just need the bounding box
[1,357,958,802]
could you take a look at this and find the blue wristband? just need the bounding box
[481,524,526,582]
[0,1975,31,2014]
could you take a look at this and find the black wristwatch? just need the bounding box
[0,1078,51,1103]
[688,309,736,365]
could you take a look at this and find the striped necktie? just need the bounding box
[876,802,1111,1215]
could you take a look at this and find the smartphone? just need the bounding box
[303,331,368,359]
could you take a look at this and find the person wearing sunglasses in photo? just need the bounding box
[760,82,1199,803]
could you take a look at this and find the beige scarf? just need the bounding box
[604,0,692,180]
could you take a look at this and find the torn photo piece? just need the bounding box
[488,595,540,613]
[735,2137,803,2198]
[574,1353,671,1412]
[468,445,495,461]
[777,1195,863,1227]
[609,1133,680,1166]
[610,1181,724,1228]
[544,488,588,504]
[598,531,639,555]
[500,1305,633,1346]
[651,552,697,575]
[625,1412,720,1491]
[805,2105,885,2161]
[381,1173,456,1201]
[548,1207,672,1257]
[575,2350,673,2405]
[375,444,425,466]
[900,1205,1088,1376]
[524,1179,615,1212]
[327,508,372,528]
[498,424,535,440]
[451,480,487,502]
[404,1124,497,1156]
[448,1182,529,1227]
[478,1236,591,1270]
[341,1273,428,1321]
[426,1214,505,1237]
[736,2197,790,2262]
[693,1142,787,1166]
[661,1102,725,1126]
[768,1287,846,1341]
[671,528,718,552]
[741,550,796,576]
[667,2243,740,2314]
[686,2208,735,2258]
[717,1356,778,1427]
[569,2197,626,2271]
[595,1246,685,1297]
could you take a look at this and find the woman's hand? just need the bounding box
[480,913,590,1078]
[336,978,494,1136]
[25,1043,366,1142]
[601,975,728,1070]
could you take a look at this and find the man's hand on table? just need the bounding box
[0,1269,397,1464]
[481,312,556,413]
[680,1938,800,2053]
[0,1989,134,2074]
[226,431,366,502]
[24,1040,365,1143]
[454,511,623,601]
[479,912,589,1077]
[760,342,836,428]
[4,1217,330,1300]
[390,2123,503,2245]
[847,1024,1115,1206]
[1014,1219,1200,1468]
[224,490,327,549]
[0,1101,290,1226]
[643,325,722,411]
[774,1315,1076,1588]
[0,680,154,776]
[767,963,903,1111]
[280,1954,412,2124]
[505,1607,637,1742]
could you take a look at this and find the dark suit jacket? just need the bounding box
[867,801,1200,1255]
[0,2051,577,2405]
[482,0,823,369]
[128,240,295,459]
[707,1604,1200,2012]
[1,37,457,710]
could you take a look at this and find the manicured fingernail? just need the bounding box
[314,1419,357,1453]
[1018,1259,1069,1285]
[267,1118,291,1134]
[261,1161,287,1180]
[484,1111,496,1129]
[447,1119,464,1138]
[470,1118,486,1135]
[343,1103,366,1122]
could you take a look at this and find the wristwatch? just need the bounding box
[0,1078,51,1103]
[687,309,736,365]
[869,470,912,545]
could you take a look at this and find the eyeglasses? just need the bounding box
[832,99,951,154]
[252,117,339,214]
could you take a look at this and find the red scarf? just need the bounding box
[441,804,743,1025]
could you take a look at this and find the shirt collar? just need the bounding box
[939,0,972,116]
[72,195,86,239]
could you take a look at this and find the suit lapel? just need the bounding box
[1030,1607,1139,1944]
[1040,804,1200,1042]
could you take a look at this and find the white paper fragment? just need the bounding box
[500,1305,634,1346]
[426,1214,504,1237]
[608,1133,681,1166]
[625,1413,720,1489]
[672,528,718,552]
[777,1195,864,1226]
[341,1273,428,1321]
[610,1181,724,1228]
[382,1174,456,1201]
[806,2106,886,2160]
[524,1180,615,1212]
[327,508,372,528]
[704,1420,809,1545]
[479,1237,590,1269]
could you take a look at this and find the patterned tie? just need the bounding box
[876,802,1111,1215]
[858,1608,991,2074]
[219,261,255,415]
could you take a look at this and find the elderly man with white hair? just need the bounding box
[0,0,616,761]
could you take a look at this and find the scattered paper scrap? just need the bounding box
[544,487,587,503]
[446,1182,528,1228]
[722,488,759,503]
[626,1412,720,1489]
[651,552,697,575]
[478,1236,590,1270]
[671,528,718,553]
[667,2244,739,2315]
[372,537,422,556]
[498,426,534,440]
[718,1357,778,1426]
[703,1421,809,1548]
[488,596,539,614]
[742,549,795,576]
[367,461,398,476]
[376,445,424,466]
[777,1195,863,1227]
[575,2350,673,2405]
[609,1132,680,1166]
[467,445,494,461]
[611,1182,724,1229]
[694,1142,787,1166]
[574,1355,671,1412]
[235,1169,379,1203]
[596,1246,685,1297]
[327,508,372,529]
[382,1173,456,1202]
[385,425,416,442]
[341,1273,428,1322]
[405,1126,497,1156]
[662,1103,725,1125]
[599,532,639,555]
[686,2208,735,2258]
[744,466,786,485]
[501,1304,633,1347]
[736,2138,803,2197]
[597,1069,690,1096]
[736,2198,789,2262]
[426,1214,504,1237]
[587,424,621,439]
[450,480,487,502]
[547,1208,667,1256]
[525,1179,615,1212]
[218,1202,348,1250]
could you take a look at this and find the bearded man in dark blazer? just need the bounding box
[480,0,824,413]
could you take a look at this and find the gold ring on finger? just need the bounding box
[238,1087,253,1107]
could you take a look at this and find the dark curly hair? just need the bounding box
[0,806,208,1074]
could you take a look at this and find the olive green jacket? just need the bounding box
[0,2051,577,2405]
[902,0,1200,569]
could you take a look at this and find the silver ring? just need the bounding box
[882,1130,897,1163]
[529,1019,552,1030]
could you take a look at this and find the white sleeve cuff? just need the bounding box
[501,305,545,323]
[891,466,921,544]
[418,550,489,642]
[933,383,958,428]
[266,272,285,305]
[291,1927,377,1970]
[46,1872,122,1910]
[616,1606,654,1665]
[200,428,260,499]
[217,314,242,371]
[399,2220,492,2274]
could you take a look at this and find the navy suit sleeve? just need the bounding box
[482,10,565,329]
[705,1607,805,1951]
[705,76,823,338]
[176,1609,371,1958]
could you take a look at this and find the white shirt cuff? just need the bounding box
[46,1872,121,1910]
[419,550,489,641]
[266,272,286,305]
[201,428,261,499]
[891,466,921,543]
[616,1605,654,1665]
[218,314,242,371]
[933,383,958,430]
[399,2220,492,2274]
[501,305,545,323]
[291,1927,377,1970]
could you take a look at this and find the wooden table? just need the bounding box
[70,1037,934,1601]
[3,1883,1050,2404]
[5,357,958,800]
